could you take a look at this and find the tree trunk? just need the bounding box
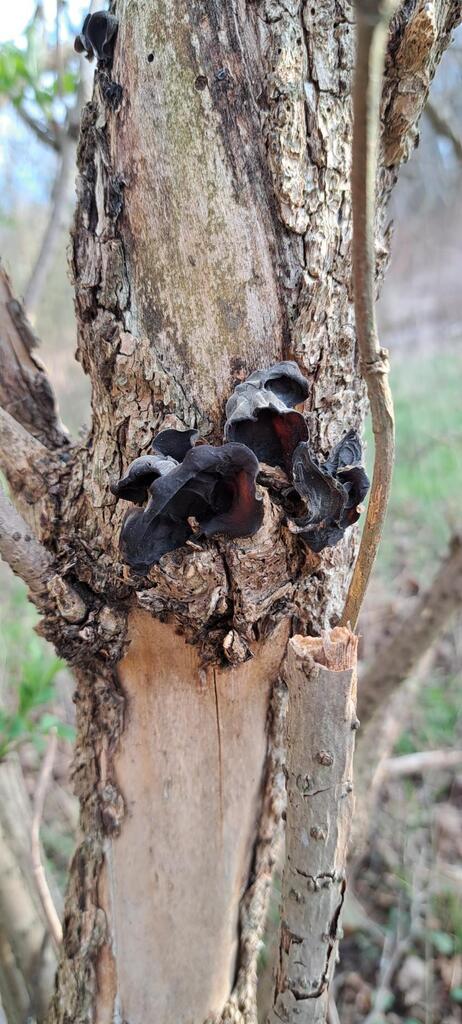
[0,1,459,1022]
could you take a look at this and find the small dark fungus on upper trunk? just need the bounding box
[289,430,370,552]
[74,11,119,64]
[224,361,309,471]
[115,443,263,572]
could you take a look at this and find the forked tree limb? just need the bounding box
[0,263,68,449]
[268,628,358,1024]
[341,1,397,630]
[425,97,462,162]
[0,407,61,503]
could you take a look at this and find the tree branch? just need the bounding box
[0,487,55,599]
[0,487,86,622]
[23,134,76,320]
[30,730,63,951]
[16,104,60,152]
[341,1,397,630]
[425,97,462,162]
[383,748,462,777]
[268,628,358,1024]
[0,407,61,504]
[0,263,68,449]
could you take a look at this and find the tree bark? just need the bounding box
[0,2,460,1023]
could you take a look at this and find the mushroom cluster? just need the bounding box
[74,11,119,64]
[111,362,369,572]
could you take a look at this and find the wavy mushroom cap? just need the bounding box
[290,431,370,552]
[74,11,118,62]
[151,427,199,462]
[118,442,263,572]
[110,454,178,505]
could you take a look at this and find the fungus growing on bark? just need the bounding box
[74,11,119,64]
[224,361,309,471]
[115,443,263,572]
[110,454,178,505]
[289,430,370,552]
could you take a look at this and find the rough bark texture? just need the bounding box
[269,629,358,1024]
[0,1,460,1023]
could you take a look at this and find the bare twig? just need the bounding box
[383,749,462,778]
[358,535,462,726]
[30,730,63,950]
[425,98,462,162]
[0,487,54,598]
[0,262,68,448]
[0,757,57,1020]
[16,104,60,151]
[341,1,396,629]
[0,406,60,503]
[23,135,76,319]
[0,486,86,622]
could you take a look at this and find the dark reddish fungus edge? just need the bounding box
[224,361,310,472]
[116,443,263,573]
[289,430,370,553]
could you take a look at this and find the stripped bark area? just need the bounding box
[269,628,358,1023]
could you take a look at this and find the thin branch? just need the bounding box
[0,263,68,448]
[16,104,60,151]
[0,758,57,1020]
[23,134,76,319]
[358,534,462,726]
[383,749,462,778]
[425,98,462,163]
[0,406,60,503]
[0,486,86,622]
[0,487,54,599]
[340,2,396,629]
[30,730,63,951]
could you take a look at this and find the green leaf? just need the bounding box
[429,930,454,956]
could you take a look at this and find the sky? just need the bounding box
[0,0,93,44]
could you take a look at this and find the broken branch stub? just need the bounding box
[269,628,358,1024]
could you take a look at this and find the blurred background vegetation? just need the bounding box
[0,4,461,1024]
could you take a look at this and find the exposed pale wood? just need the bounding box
[98,613,290,1024]
[269,628,358,1024]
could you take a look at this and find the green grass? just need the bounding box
[0,575,74,758]
[366,349,462,580]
